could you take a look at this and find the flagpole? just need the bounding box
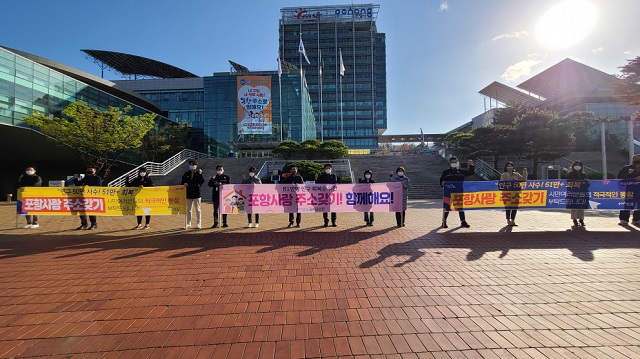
[339,48,344,143]
[319,49,324,142]
[299,32,303,140]
[278,58,283,142]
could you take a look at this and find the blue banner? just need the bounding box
[443,179,640,211]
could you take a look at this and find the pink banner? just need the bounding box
[219,183,403,214]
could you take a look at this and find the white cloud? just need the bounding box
[591,47,604,54]
[492,31,529,42]
[624,50,632,55]
[568,56,583,63]
[501,54,544,83]
[438,1,448,12]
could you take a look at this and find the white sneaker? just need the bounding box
[254,223,259,228]
[196,224,202,229]
[30,224,39,228]
[619,220,629,226]
[247,223,253,228]
[183,224,191,230]
[23,224,32,229]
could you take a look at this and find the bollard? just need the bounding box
[6,194,12,202]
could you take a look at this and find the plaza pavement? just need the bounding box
[0,200,639,358]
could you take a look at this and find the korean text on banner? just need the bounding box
[443,179,640,211]
[220,183,404,214]
[237,76,273,135]
[17,186,186,216]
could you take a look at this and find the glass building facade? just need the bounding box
[280,4,387,149]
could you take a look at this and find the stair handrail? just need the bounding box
[107,149,211,187]
[257,158,354,182]
[474,158,502,180]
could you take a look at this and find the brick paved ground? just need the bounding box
[1,200,639,358]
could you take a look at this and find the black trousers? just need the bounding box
[619,210,640,221]
[364,212,374,223]
[289,213,301,224]
[443,211,466,222]
[79,215,96,225]
[137,215,151,225]
[247,214,260,223]
[323,212,337,223]
[25,215,39,224]
[505,210,517,220]
[213,199,227,224]
[395,211,406,225]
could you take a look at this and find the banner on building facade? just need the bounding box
[17,186,186,216]
[220,183,404,214]
[237,76,273,135]
[443,179,640,211]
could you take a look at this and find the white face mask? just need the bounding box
[325,169,331,174]
[139,172,146,176]
[506,166,514,172]
[249,172,255,177]
[397,172,404,177]
[365,174,371,179]
[573,166,582,171]
[451,162,459,169]
[25,170,35,175]
[188,165,195,170]
[217,170,223,175]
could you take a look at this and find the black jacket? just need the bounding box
[359,177,375,184]
[440,165,475,186]
[126,175,153,187]
[18,174,42,188]
[617,164,640,179]
[243,176,262,185]
[208,174,230,199]
[181,170,205,199]
[316,173,339,184]
[74,174,103,186]
[566,171,588,180]
[282,173,304,184]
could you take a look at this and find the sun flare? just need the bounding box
[536,0,597,49]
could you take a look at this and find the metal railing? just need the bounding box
[257,159,355,183]
[107,149,211,187]
[474,158,502,180]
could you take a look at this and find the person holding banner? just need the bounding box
[209,165,230,228]
[73,167,102,230]
[440,157,474,228]
[17,166,42,228]
[566,160,589,227]
[500,162,527,226]
[617,154,640,226]
[283,166,304,227]
[359,170,375,226]
[393,167,411,227]
[317,163,340,227]
[181,160,205,229]
[243,167,261,228]
[126,167,153,229]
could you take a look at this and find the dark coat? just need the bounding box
[74,174,102,186]
[566,171,588,180]
[17,174,42,188]
[617,164,640,179]
[182,170,205,199]
[208,174,230,199]
[243,176,262,185]
[126,175,153,187]
[359,177,375,184]
[282,174,304,184]
[440,165,475,186]
[316,173,339,184]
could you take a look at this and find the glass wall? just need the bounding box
[137,90,205,127]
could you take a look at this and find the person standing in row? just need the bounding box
[316,163,339,227]
[440,157,474,228]
[243,166,261,228]
[74,167,102,230]
[617,154,640,226]
[181,160,204,229]
[359,169,375,226]
[500,162,527,226]
[393,167,411,227]
[283,166,304,227]
[209,165,230,228]
[126,167,153,229]
[17,166,42,228]
[566,160,588,227]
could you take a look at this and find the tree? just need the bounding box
[137,121,189,162]
[283,160,324,181]
[319,140,348,158]
[301,139,322,159]
[613,56,640,106]
[514,108,574,179]
[24,101,156,178]
[492,103,527,125]
[458,125,520,169]
[272,140,301,160]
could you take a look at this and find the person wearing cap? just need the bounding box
[181,160,205,229]
[359,169,375,226]
[242,166,262,228]
[126,167,154,229]
[73,167,103,230]
[316,163,340,227]
[17,166,42,228]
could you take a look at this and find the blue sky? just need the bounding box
[2,0,638,135]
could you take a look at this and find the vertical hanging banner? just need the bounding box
[237,76,273,135]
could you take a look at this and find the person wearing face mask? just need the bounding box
[17,166,42,228]
[242,166,261,228]
[181,160,205,229]
[126,167,154,229]
[440,156,474,228]
[282,166,304,227]
[393,166,411,227]
[617,154,640,226]
[500,162,528,226]
[359,170,375,226]
[208,165,230,228]
[566,160,589,227]
[316,163,340,227]
[73,167,103,230]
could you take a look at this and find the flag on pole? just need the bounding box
[277,58,282,78]
[299,37,310,64]
[339,49,345,77]
[420,128,425,143]
[319,49,324,76]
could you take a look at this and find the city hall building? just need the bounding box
[279,4,387,149]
